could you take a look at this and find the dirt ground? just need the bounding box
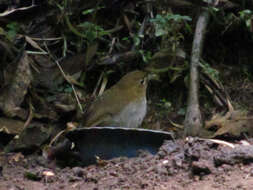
[1,138,253,190]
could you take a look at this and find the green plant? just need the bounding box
[139,50,152,63]
[52,0,108,45]
[157,99,173,112]
[239,9,253,30]
[150,13,191,50]
[79,6,109,43]
[242,66,253,81]
[6,22,20,41]
[82,7,104,16]
[177,107,186,116]
[199,60,220,80]
[78,22,109,43]
[0,22,20,42]
[132,33,142,47]
[57,84,73,93]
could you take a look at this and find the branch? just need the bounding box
[98,51,140,65]
[184,8,211,137]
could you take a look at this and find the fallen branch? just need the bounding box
[98,51,140,65]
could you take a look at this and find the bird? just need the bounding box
[46,70,149,163]
[83,70,148,128]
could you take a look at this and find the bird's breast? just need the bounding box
[112,97,147,128]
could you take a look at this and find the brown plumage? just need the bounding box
[83,70,148,128]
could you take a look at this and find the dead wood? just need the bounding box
[98,51,140,65]
[0,51,32,119]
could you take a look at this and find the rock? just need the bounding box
[191,160,212,176]
[4,123,50,153]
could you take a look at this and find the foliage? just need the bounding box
[6,22,20,41]
[1,0,252,125]
[150,13,192,50]
[239,9,253,31]
[52,0,108,46]
[156,98,173,116]
[199,60,220,81]
[151,14,191,37]
[82,7,104,16]
[78,22,109,43]
[79,7,109,44]
[139,50,152,63]
[177,107,186,116]
[0,22,20,42]
[57,84,73,93]
[144,13,192,82]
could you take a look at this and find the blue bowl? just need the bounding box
[66,127,174,166]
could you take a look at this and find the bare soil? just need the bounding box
[1,138,253,190]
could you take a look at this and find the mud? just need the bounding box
[1,138,253,190]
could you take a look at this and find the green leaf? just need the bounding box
[82,6,104,15]
[7,30,17,41]
[122,37,129,41]
[5,22,20,41]
[64,86,73,93]
[6,22,19,31]
[133,36,140,46]
[82,8,95,15]
[177,108,186,115]
[246,19,251,28]
[0,27,6,35]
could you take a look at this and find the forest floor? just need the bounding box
[1,1,253,190]
[1,67,252,190]
[1,138,253,190]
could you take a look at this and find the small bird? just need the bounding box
[46,70,149,163]
[83,70,148,128]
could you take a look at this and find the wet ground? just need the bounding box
[1,138,253,190]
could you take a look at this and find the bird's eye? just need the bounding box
[140,78,146,85]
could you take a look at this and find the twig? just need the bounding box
[92,72,104,96]
[23,97,34,129]
[168,119,184,129]
[201,138,235,148]
[98,75,108,96]
[43,42,84,113]
[55,61,83,113]
[186,137,235,148]
[98,51,139,65]
[109,38,116,54]
[0,3,36,17]
[49,130,66,146]
[71,84,83,113]
[131,16,148,51]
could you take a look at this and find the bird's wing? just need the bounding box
[83,87,130,127]
[85,113,113,127]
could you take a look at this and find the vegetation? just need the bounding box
[0,0,253,151]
